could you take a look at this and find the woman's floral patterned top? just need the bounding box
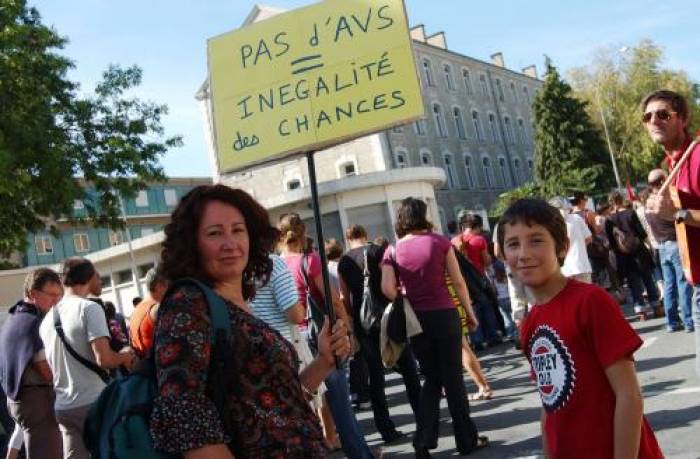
[150,283,327,458]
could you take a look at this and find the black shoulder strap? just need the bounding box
[52,307,110,384]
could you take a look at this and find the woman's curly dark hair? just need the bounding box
[160,184,279,300]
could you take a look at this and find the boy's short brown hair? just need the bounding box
[497,198,569,265]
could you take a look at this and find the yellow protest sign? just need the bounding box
[207,0,424,173]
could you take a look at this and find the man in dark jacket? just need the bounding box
[338,225,421,444]
[0,268,64,458]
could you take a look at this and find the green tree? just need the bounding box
[568,39,700,184]
[532,59,612,197]
[0,1,181,257]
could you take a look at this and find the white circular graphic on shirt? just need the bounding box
[529,325,576,412]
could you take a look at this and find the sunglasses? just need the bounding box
[642,109,677,124]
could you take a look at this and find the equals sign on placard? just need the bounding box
[291,54,324,75]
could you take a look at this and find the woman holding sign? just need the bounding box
[150,185,351,458]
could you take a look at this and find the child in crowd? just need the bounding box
[497,198,663,458]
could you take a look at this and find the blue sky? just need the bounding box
[31,0,699,178]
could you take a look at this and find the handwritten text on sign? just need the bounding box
[207,0,423,173]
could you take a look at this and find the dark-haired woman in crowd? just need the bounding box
[381,197,488,458]
[150,185,351,458]
[277,213,378,459]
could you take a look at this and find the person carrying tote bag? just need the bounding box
[380,197,488,458]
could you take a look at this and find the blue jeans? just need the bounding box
[658,241,694,330]
[324,367,373,459]
[497,298,517,339]
[694,285,700,378]
[627,268,659,308]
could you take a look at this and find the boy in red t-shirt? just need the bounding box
[497,198,663,458]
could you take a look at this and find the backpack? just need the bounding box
[83,278,236,459]
[358,246,384,333]
[612,223,641,255]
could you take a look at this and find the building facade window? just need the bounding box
[422,58,435,87]
[488,113,498,143]
[463,154,475,189]
[135,190,148,207]
[453,107,467,139]
[513,158,522,184]
[527,159,534,176]
[504,116,514,144]
[420,150,433,166]
[471,110,484,141]
[413,118,427,136]
[462,69,473,95]
[395,150,408,168]
[523,86,530,102]
[108,229,124,246]
[286,178,302,190]
[164,189,178,206]
[517,118,527,143]
[442,153,458,189]
[482,156,493,188]
[35,236,53,255]
[432,103,448,137]
[510,81,518,102]
[479,74,489,98]
[73,233,90,252]
[444,64,455,90]
[495,78,505,102]
[498,157,510,187]
[115,269,133,285]
[338,161,357,177]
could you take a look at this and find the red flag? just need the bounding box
[626,181,637,201]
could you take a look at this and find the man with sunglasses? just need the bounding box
[0,268,64,458]
[643,89,700,377]
[646,169,694,333]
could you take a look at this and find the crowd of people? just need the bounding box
[0,89,697,458]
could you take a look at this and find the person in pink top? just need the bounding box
[381,198,486,458]
[451,211,491,276]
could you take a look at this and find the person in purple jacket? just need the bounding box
[0,268,64,459]
[381,197,488,458]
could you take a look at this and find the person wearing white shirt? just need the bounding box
[549,196,593,283]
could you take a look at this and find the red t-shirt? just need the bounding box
[520,280,663,458]
[451,231,488,275]
[668,138,700,275]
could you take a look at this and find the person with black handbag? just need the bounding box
[381,198,488,458]
[338,224,421,444]
[278,213,379,459]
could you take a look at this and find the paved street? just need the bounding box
[337,309,700,458]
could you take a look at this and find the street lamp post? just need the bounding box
[119,194,144,299]
[595,87,623,190]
